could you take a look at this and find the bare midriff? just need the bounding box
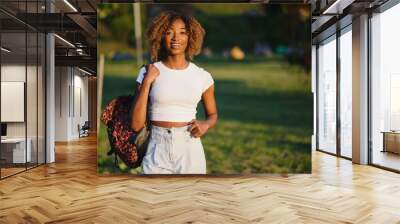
[150,120,191,128]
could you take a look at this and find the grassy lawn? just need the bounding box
[97,59,312,174]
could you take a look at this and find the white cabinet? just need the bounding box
[1,138,32,163]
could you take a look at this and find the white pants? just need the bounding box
[141,124,207,174]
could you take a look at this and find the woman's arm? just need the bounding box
[130,64,159,132]
[202,85,218,129]
[130,81,151,132]
[188,85,218,138]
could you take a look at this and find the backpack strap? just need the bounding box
[107,148,118,167]
[106,128,118,166]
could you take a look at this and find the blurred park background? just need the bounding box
[97,3,312,174]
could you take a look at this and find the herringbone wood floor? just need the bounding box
[1,135,399,224]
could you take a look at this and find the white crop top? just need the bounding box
[136,61,214,122]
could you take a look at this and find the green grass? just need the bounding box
[191,3,265,16]
[97,59,312,174]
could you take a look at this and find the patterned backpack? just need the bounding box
[101,70,151,169]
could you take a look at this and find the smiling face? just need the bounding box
[163,18,189,57]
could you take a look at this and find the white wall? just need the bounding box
[1,65,26,139]
[54,67,89,141]
[54,67,69,141]
[1,65,37,138]
[1,63,46,164]
[72,72,89,138]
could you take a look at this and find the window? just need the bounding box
[317,35,337,154]
[0,1,46,179]
[339,27,352,158]
[370,2,400,171]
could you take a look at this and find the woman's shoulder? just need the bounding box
[153,61,163,66]
[190,62,212,76]
[190,62,214,91]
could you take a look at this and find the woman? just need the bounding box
[131,11,218,174]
